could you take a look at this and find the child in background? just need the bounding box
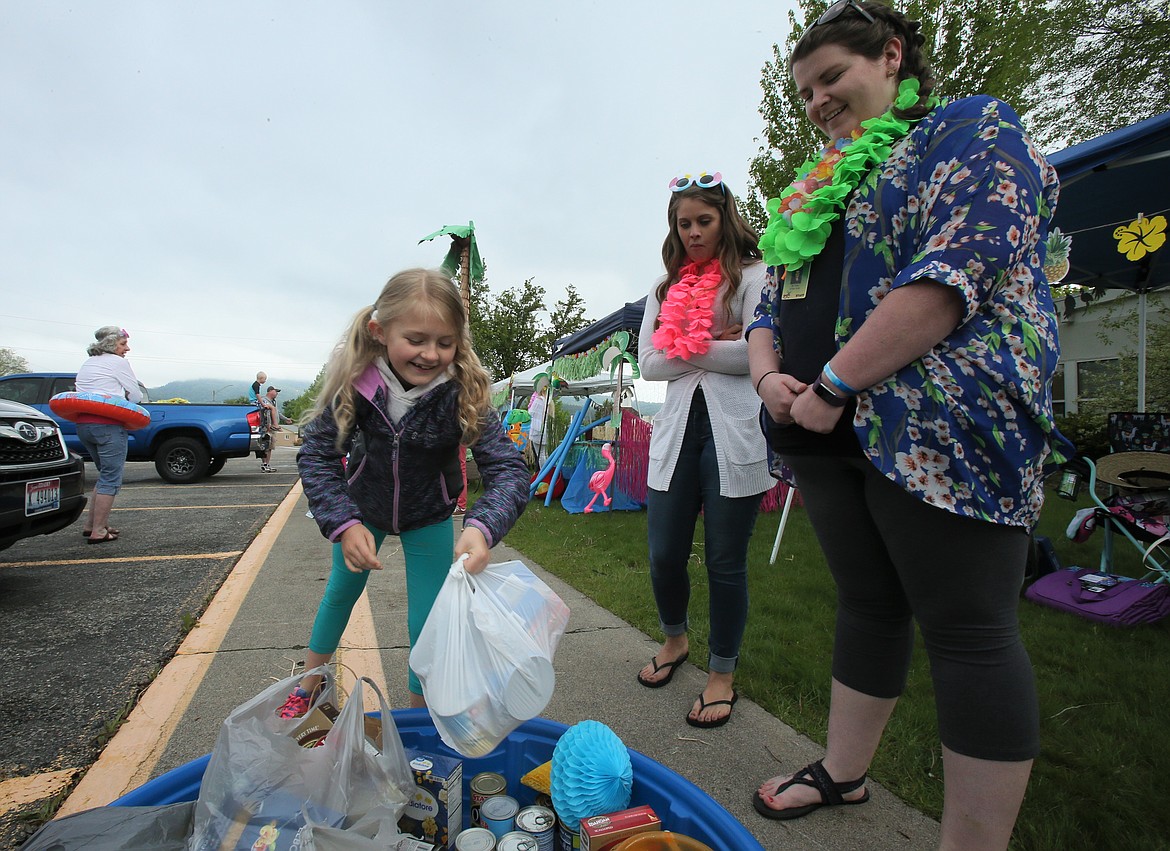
[283,268,530,715]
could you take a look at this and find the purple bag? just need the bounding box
[1025,567,1170,626]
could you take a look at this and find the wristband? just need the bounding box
[755,370,780,394]
[814,379,848,408]
[822,362,859,396]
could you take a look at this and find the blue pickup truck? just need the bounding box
[0,373,266,484]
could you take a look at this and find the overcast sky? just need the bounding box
[2,1,799,394]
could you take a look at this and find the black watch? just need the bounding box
[814,380,848,408]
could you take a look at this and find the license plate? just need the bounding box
[26,478,61,516]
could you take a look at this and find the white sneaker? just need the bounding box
[261,464,278,473]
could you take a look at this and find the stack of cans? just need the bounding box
[469,796,558,851]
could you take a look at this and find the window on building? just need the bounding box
[1076,358,1122,409]
[1052,363,1065,417]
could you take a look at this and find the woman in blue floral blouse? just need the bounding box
[745,2,1070,846]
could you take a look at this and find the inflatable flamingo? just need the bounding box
[584,442,615,513]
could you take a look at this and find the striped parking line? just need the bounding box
[54,481,390,815]
[56,483,306,816]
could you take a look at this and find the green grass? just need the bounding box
[503,490,1170,851]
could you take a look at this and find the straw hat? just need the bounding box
[1094,451,1170,489]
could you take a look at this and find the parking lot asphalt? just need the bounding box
[0,449,301,850]
[36,443,941,851]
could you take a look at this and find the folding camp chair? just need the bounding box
[1060,412,1170,584]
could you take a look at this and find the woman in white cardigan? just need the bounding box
[635,173,772,728]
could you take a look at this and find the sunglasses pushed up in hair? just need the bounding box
[803,0,875,37]
[668,172,724,194]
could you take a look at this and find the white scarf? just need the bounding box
[374,357,451,424]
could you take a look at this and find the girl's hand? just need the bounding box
[717,322,743,341]
[455,525,490,575]
[790,385,846,434]
[339,524,382,573]
[759,372,808,425]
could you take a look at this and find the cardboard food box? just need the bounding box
[272,429,301,447]
[389,839,438,851]
[398,749,463,851]
[288,701,387,755]
[580,805,662,851]
[217,791,345,851]
[289,701,340,748]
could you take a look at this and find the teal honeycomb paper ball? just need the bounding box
[550,720,633,826]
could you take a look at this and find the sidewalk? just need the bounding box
[68,482,941,850]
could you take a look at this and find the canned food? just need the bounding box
[471,771,508,827]
[480,794,520,839]
[515,805,556,851]
[454,826,498,851]
[497,832,540,851]
[557,819,579,851]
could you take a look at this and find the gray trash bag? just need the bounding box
[21,801,194,850]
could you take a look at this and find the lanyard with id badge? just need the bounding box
[781,265,809,301]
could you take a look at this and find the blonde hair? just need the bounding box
[307,268,492,448]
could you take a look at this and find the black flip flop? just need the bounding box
[86,530,119,545]
[752,760,870,820]
[82,527,118,538]
[685,690,738,729]
[636,651,689,688]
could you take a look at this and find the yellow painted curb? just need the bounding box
[57,482,304,816]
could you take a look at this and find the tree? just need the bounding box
[472,279,592,380]
[1030,0,1170,145]
[542,284,591,359]
[284,366,326,424]
[0,347,30,376]
[473,278,548,379]
[745,0,1161,226]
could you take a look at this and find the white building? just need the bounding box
[1055,288,1170,415]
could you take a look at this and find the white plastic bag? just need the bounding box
[189,668,413,850]
[410,559,570,757]
[298,804,417,851]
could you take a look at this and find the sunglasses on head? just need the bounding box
[803,0,875,37]
[668,172,724,194]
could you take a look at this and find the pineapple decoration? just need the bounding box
[1042,227,1072,283]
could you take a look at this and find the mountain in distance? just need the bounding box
[146,377,312,403]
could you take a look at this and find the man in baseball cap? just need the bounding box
[259,386,285,472]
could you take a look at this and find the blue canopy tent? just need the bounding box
[1048,110,1170,411]
[551,297,647,359]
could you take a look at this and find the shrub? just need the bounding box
[1055,411,1111,459]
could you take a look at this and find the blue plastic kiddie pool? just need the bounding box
[113,709,764,851]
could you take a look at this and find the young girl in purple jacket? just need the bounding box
[281,268,529,716]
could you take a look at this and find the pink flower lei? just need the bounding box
[651,258,723,360]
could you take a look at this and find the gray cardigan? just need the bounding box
[638,261,772,498]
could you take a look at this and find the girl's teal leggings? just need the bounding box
[307,519,454,695]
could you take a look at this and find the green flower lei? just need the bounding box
[758,78,942,271]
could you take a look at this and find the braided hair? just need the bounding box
[789,1,937,121]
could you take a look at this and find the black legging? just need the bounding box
[785,453,1040,761]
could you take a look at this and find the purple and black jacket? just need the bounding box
[297,364,529,546]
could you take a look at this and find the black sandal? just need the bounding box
[685,690,738,728]
[752,759,870,820]
[636,651,689,688]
